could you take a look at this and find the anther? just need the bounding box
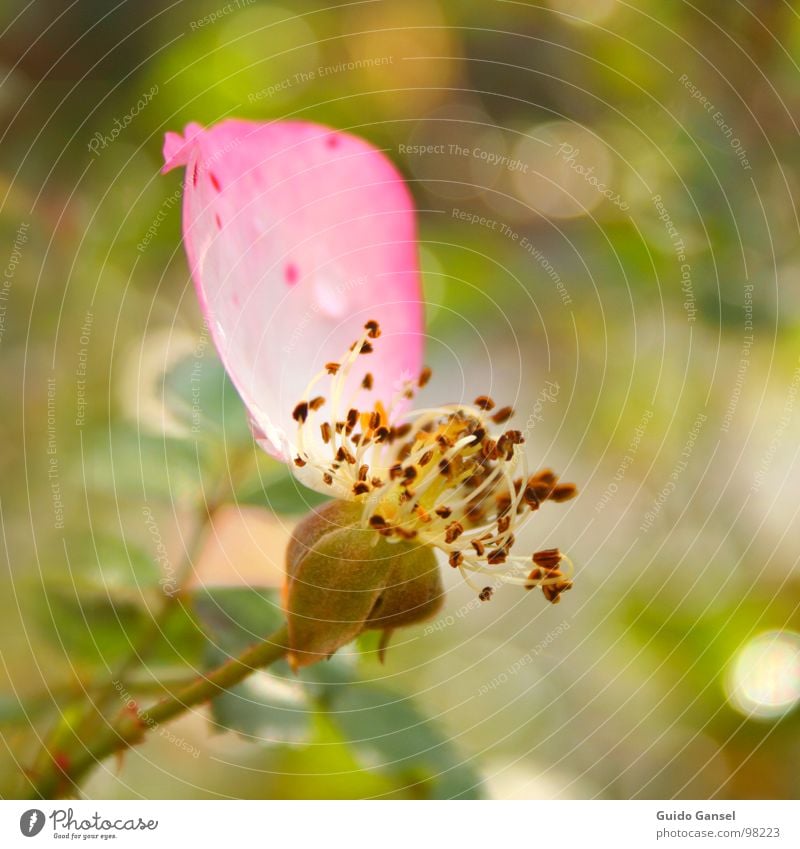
[362,373,374,390]
[353,482,370,496]
[292,402,309,423]
[474,396,495,411]
[479,587,494,602]
[325,362,340,375]
[444,521,464,543]
[491,406,514,424]
[364,319,381,338]
[449,551,463,568]
[418,366,432,388]
[550,483,578,502]
[533,549,562,571]
[309,396,325,411]
[320,422,332,443]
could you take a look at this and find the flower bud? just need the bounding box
[284,500,443,669]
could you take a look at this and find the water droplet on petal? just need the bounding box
[312,274,348,318]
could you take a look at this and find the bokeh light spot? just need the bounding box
[726,631,800,720]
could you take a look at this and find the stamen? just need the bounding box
[491,406,514,424]
[285,328,576,607]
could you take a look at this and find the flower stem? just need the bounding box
[26,624,290,799]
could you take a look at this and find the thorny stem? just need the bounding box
[26,445,259,796]
[25,624,289,799]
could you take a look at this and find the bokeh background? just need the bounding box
[2,0,800,800]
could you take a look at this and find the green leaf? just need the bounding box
[325,682,484,799]
[236,472,328,515]
[36,589,205,671]
[85,425,213,502]
[163,351,251,441]
[192,587,313,744]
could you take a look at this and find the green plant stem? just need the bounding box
[26,624,289,799]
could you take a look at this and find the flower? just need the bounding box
[163,120,577,662]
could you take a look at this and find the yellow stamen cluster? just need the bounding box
[291,322,578,604]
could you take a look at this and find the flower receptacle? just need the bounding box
[284,500,443,669]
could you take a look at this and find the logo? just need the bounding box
[19,809,45,837]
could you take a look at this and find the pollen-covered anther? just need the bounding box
[491,406,514,424]
[294,456,307,467]
[479,587,494,602]
[444,521,464,543]
[292,402,309,423]
[487,548,508,565]
[308,396,325,411]
[362,373,373,390]
[325,362,340,375]
[418,366,432,388]
[364,319,381,339]
[353,481,370,496]
[449,551,463,568]
[474,395,495,411]
[550,482,578,502]
[533,548,563,571]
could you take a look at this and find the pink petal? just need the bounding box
[163,119,423,483]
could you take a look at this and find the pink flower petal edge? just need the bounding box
[163,119,424,492]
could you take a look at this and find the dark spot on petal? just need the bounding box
[285,263,299,285]
[192,163,198,186]
[326,135,340,149]
[209,172,221,191]
[215,213,222,230]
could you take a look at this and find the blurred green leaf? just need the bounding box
[324,683,484,799]
[37,590,204,671]
[236,472,328,515]
[192,586,312,744]
[163,352,251,442]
